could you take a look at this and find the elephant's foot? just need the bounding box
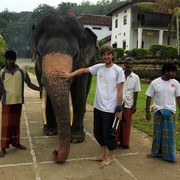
[52,150,63,163]
[71,130,85,143]
[52,150,58,162]
[43,125,57,136]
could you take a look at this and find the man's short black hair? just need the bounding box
[125,57,134,62]
[162,63,177,75]
[4,50,16,60]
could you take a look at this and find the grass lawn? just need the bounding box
[28,67,35,74]
[87,76,180,151]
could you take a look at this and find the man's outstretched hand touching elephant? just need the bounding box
[60,68,90,81]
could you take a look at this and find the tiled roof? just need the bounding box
[77,14,112,26]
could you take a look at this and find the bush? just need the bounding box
[114,48,124,61]
[149,45,177,59]
[124,48,149,59]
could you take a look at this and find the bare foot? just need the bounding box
[90,156,106,161]
[169,161,176,164]
[14,144,27,150]
[146,154,153,159]
[0,148,6,158]
[100,156,113,166]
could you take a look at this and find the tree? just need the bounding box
[32,4,57,23]
[154,0,180,45]
[0,36,6,68]
[172,8,180,55]
[135,0,180,45]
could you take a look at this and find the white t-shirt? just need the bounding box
[146,77,180,113]
[89,63,125,113]
[123,72,141,108]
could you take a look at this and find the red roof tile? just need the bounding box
[77,14,112,26]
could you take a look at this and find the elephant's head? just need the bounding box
[30,14,97,163]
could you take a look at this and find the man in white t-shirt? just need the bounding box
[145,63,180,163]
[116,57,141,149]
[60,46,125,166]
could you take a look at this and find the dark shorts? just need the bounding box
[93,108,117,150]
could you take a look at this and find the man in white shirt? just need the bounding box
[145,63,180,163]
[116,57,141,149]
[60,46,125,166]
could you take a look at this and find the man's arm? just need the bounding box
[0,87,2,101]
[132,91,138,113]
[27,82,41,91]
[176,96,180,120]
[60,68,90,80]
[115,82,124,120]
[146,96,152,121]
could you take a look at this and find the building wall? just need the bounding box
[84,25,111,41]
[111,7,132,49]
[111,6,177,50]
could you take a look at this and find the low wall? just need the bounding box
[16,58,180,82]
[16,58,35,68]
[117,59,180,82]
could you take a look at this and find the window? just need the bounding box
[115,19,118,28]
[109,27,112,31]
[112,43,117,48]
[123,15,127,25]
[92,27,102,30]
[123,40,126,49]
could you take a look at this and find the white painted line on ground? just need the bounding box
[38,157,92,165]
[119,152,139,156]
[0,162,33,168]
[84,129,97,144]
[23,105,41,180]
[21,135,57,140]
[114,159,138,180]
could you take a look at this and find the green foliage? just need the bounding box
[149,44,177,59]
[0,37,6,68]
[125,48,149,59]
[135,2,159,11]
[114,48,124,61]
[56,2,72,15]
[149,44,166,56]
[27,67,35,74]
[87,76,96,105]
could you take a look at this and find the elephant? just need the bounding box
[30,14,98,163]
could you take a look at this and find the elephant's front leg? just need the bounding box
[70,74,90,143]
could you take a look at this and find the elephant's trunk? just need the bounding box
[42,53,73,163]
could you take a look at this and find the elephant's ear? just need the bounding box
[80,28,98,68]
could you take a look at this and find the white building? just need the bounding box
[107,1,176,50]
[77,14,112,41]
